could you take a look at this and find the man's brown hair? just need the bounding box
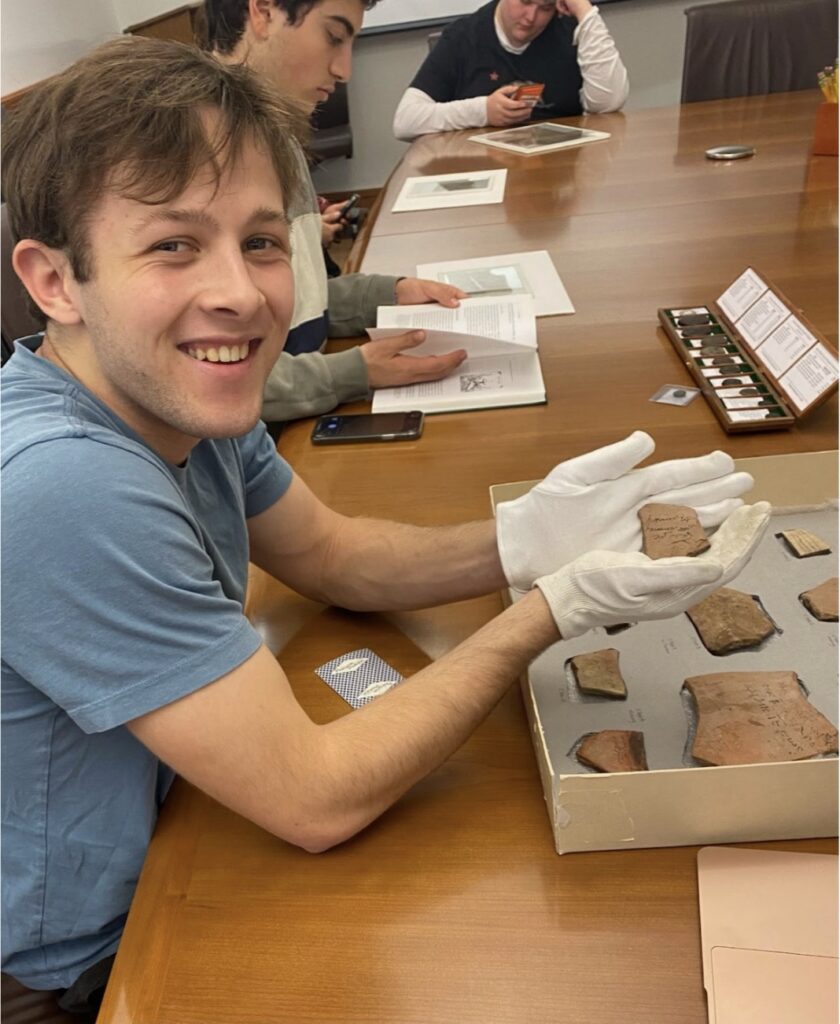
[2,35,308,319]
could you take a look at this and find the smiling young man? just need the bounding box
[2,36,769,1020]
[393,0,629,141]
[204,0,469,423]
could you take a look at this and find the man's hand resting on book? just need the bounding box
[496,431,758,591]
[534,502,770,638]
[394,277,467,307]
[361,331,467,388]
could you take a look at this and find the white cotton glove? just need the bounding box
[496,431,755,591]
[535,502,771,639]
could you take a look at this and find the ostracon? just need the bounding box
[576,730,648,772]
[683,671,838,766]
[686,587,775,654]
[639,503,710,559]
[570,649,627,699]
[800,578,838,621]
[778,528,832,558]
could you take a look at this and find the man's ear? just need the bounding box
[248,0,277,39]
[12,241,84,326]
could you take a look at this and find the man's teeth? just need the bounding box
[187,341,251,363]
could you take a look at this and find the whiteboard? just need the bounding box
[361,0,623,35]
[361,0,475,34]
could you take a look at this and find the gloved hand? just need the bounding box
[496,431,754,591]
[534,502,771,639]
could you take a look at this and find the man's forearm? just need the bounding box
[311,515,506,610]
[306,588,558,848]
[575,9,629,112]
[248,477,508,611]
[393,87,488,141]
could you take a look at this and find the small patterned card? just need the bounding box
[314,648,405,709]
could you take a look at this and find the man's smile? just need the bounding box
[179,337,263,364]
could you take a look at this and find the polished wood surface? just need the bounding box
[98,94,837,1024]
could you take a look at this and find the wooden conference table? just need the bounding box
[98,92,837,1023]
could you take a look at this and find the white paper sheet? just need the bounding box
[469,122,610,156]
[367,294,537,357]
[391,169,507,212]
[416,250,574,318]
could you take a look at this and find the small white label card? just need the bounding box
[315,648,405,709]
[717,267,767,321]
[758,316,817,377]
[735,290,790,348]
[779,344,840,411]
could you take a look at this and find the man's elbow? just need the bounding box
[267,798,373,854]
[393,110,419,142]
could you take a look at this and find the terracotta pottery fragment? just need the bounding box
[639,503,710,559]
[778,528,832,558]
[683,671,838,766]
[686,587,775,654]
[800,578,839,621]
[577,730,649,772]
[570,648,627,699]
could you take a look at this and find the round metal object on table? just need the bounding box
[705,145,756,161]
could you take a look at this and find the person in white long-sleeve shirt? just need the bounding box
[393,0,628,142]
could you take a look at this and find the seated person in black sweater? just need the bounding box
[393,0,628,141]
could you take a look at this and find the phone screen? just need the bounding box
[312,411,423,444]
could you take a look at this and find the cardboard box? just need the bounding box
[491,451,838,854]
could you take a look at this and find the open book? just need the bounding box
[367,295,545,415]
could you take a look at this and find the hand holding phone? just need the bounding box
[311,411,424,445]
[337,192,361,219]
[510,82,544,107]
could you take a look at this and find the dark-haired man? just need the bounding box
[393,0,628,142]
[205,0,468,422]
[2,36,766,1019]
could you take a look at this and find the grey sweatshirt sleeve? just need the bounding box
[327,273,401,337]
[261,347,370,423]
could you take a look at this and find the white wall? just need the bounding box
[1,0,121,94]
[112,0,186,29]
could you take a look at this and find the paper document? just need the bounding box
[416,250,573,318]
[391,169,506,213]
[470,122,609,156]
[368,294,545,414]
[697,846,838,1024]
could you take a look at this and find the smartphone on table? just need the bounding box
[311,410,424,445]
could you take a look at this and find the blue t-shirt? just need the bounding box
[1,339,293,990]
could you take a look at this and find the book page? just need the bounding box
[716,267,767,321]
[757,316,817,377]
[371,352,544,414]
[779,344,839,411]
[368,294,537,357]
[416,250,574,318]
